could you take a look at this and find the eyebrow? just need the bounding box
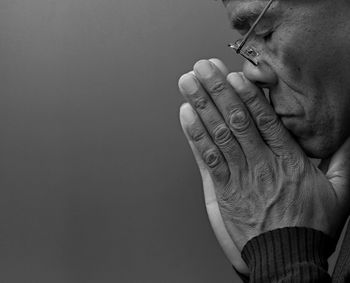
[231,10,261,30]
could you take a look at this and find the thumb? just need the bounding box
[325,137,350,202]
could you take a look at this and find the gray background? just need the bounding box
[0,0,245,282]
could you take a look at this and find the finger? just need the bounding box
[193,60,269,163]
[326,137,350,204]
[227,72,301,158]
[179,103,230,187]
[179,103,249,273]
[209,58,229,76]
[178,72,244,166]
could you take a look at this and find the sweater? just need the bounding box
[240,227,336,282]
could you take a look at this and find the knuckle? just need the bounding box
[257,114,282,139]
[242,89,259,106]
[208,80,227,95]
[193,97,208,110]
[244,92,265,116]
[254,161,275,184]
[228,107,250,132]
[188,127,206,142]
[240,90,268,120]
[282,153,306,173]
[212,167,230,186]
[257,114,278,129]
[203,149,222,169]
[213,125,233,147]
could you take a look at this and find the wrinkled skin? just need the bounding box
[178,59,350,274]
[224,0,350,159]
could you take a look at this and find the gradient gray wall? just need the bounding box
[0,0,246,282]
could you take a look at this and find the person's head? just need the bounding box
[222,0,350,158]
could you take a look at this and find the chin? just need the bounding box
[296,135,344,159]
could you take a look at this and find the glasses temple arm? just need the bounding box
[236,0,274,54]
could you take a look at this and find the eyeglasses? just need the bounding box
[228,0,274,66]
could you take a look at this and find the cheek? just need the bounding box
[278,44,303,83]
[274,29,331,108]
[266,14,348,156]
[272,39,336,150]
[274,21,330,86]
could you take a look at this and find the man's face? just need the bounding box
[223,0,350,158]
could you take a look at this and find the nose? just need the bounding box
[242,60,277,89]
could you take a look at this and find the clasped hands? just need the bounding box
[178,59,350,274]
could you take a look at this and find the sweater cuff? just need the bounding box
[241,227,336,282]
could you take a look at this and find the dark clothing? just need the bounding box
[332,225,350,282]
[241,227,336,282]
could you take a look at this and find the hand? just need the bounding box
[178,59,350,274]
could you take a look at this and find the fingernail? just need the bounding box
[194,60,215,79]
[227,72,244,87]
[178,73,198,95]
[209,58,229,76]
[180,103,196,123]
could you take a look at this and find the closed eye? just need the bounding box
[255,30,274,41]
[263,31,273,41]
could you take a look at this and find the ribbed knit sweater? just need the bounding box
[239,227,336,283]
